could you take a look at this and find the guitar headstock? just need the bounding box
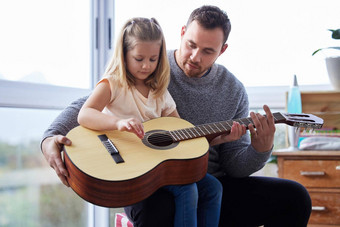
[273,112,324,130]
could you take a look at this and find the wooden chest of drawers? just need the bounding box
[273,150,340,226]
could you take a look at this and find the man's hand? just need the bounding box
[210,121,247,146]
[248,105,276,152]
[41,135,71,187]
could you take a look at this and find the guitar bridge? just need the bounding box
[98,134,124,164]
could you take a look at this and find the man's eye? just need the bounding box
[188,43,196,49]
[203,50,214,55]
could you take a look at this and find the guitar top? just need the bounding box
[64,117,209,181]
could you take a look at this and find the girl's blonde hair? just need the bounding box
[104,17,170,98]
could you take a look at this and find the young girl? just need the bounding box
[78,17,225,227]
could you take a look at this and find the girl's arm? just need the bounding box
[78,81,144,138]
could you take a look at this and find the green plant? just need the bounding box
[312,28,340,55]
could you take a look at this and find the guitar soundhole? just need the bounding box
[148,133,173,146]
[142,130,178,150]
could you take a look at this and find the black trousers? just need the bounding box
[124,176,311,227]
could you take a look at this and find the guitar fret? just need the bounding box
[198,126,206,135]
[187,128,197,138]
[193,127,201,137]
[219,122,228,131]
[178,129,186,139]
[185,128,194,138]
[245,118,253,125]
[175,131,182,141]
[173,130,183,140]
[213,123,222,132]
[236,119,243,125]
[184,129,192,139]
[201,125,210,134]
[207,124,216,133]
[239,118,247,126]
[178,129,187,139]
[183,129,192,139]
[168,131,179,141]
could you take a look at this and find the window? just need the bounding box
[114,0,336,108]
[114,0,339,88]
[0,108,88,226]
[0,0,91,89]
[0,0,101,226]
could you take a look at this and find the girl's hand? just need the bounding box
[210,121,246,146]
[116,118,145,139]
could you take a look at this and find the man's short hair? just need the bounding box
[186,5,231,44]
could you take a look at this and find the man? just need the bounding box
[42,5,311,226]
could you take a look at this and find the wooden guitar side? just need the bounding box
[64,117,209,208]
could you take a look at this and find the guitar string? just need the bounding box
[145,113,321,145]
[146,119,246,144]
[146,113,299,144]
[146,122,234,144]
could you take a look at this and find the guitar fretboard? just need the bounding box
[168,112,286,142]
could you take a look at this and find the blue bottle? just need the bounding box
[287,75,302,149]
[287,75,302,114]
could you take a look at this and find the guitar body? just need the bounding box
[64,117,209,208]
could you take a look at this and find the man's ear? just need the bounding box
[180,26,186,37]
[219,43,228,56]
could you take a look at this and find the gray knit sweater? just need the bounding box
[167,50,271,177]
[42,50,271,178]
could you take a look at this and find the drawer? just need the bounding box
[309,191,340,225]
[282,160,340,188]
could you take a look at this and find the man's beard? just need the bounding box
[182,60,204,78]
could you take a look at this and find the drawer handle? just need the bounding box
[300,171,325,176]
[312,206,326,211]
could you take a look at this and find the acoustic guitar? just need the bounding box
[63,112,323,207]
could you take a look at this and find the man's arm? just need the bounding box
[41,96,88,186]
[217,106,275,177]
[217,95,274,178]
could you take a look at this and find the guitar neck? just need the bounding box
[168,112,287,142]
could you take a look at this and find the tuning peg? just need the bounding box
[311,128,316,135]
[295,127,300,133]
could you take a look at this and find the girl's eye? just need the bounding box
[150,58,157,62]
[135,58,143,62]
